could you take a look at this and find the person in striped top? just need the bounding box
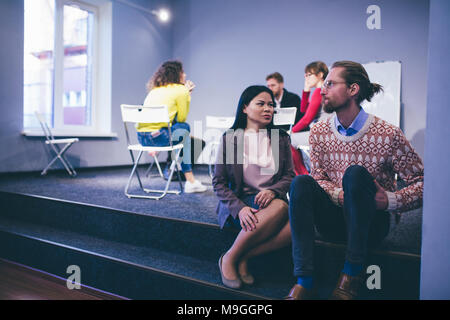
[285,61,424,300]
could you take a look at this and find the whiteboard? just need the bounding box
[361,61,401,127]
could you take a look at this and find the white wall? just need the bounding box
[173,0,429,158]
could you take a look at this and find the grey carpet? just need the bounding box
[0,165,422,254]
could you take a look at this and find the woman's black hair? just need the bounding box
[230,85,275,130]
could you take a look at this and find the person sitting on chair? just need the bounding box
[266,72,302,132]
[213,85,295,289]
[139,60,207,193]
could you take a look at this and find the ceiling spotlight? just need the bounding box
[152,9,170,22]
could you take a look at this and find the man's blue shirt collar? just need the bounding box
[334,107,368,136]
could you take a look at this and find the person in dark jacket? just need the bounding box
[212,85,295,289]
[266,72,302,131]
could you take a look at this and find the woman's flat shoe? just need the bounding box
[239,273,255,285]
[218,253,242,289]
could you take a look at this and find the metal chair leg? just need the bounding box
[125,150,144,198]
[208,143,219,178]
[145,160,155,177]
[128,150,144,190]
[171,150,183,192]
[61,148,77,176]
[126,148,183,200]
[58,144,77,177]
[41,155,59,175]
[60,155,77,177]
[208,144,214,178]
[154,155,164,178]
[145,152,164,178]
[42,142,77,177]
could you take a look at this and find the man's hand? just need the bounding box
[374,180,389,211]
[338,190,344,206]
[339,181,388,210]
[238,206,259,232]
[254,189,276,209]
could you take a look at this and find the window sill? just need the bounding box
[22,130,118,138]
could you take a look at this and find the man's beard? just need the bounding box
[322,99,347,114]
[322,100,340,114]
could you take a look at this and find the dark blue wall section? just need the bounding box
[420,0,450,300]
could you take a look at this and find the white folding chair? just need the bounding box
[121,104,184,200]
[292,113,332,172]
[205,115,235,178]
[273,107,297,133]
[273,107,313,171]
[35,112,79,177]
[298,144,311,173]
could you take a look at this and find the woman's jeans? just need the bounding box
[288,165,390,277]
[137,122,192,173]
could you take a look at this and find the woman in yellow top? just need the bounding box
[138,60,207,193]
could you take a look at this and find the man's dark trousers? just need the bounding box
[289,165,390,277]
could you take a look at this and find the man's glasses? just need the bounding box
[321,80,347,90]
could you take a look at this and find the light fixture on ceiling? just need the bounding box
[151,8,170,23]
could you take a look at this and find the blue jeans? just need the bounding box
[288,165,390,277]
[137,122,192,173]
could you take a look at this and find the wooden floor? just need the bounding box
[0,259,126,300]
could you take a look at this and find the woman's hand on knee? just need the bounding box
[238,206,259,232]
[255,189,276,209]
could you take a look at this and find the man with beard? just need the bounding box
[266,72,302,131]
[284,61,424,300]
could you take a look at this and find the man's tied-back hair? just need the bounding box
[332,60,383,104]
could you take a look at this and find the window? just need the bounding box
[23,0,113,136]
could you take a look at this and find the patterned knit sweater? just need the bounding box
[309,113,423,213]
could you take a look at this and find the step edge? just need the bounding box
[0,190,422,261]
[0,228,271,300]
[0,190,220,230]
[314,240,421,261]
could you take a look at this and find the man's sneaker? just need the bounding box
[184,180,207,193]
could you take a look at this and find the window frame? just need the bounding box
[23,0,113,138]
[54,0,98,132]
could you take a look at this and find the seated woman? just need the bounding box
[212,85,295,289]
[290,61,328,175]
[139,60,207,193]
